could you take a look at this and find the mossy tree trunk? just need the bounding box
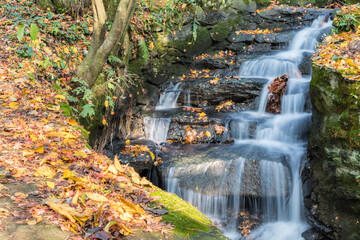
[76,0,137,88]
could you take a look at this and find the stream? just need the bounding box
[144,16,332,240]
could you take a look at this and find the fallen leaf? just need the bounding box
[34,166,56,179]
[86,192,108,202]
[55,95,66,100]
[47,181,55,189]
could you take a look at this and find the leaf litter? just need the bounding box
[0,0,172,239]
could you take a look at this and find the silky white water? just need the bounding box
[164,16,332,240]
[144,82,183,143]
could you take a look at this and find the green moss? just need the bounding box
[209,20,234,41]
[149,190,226,239]
[310,63,360,239]
[157,25,212,57]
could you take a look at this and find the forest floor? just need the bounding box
[0,1,173,239]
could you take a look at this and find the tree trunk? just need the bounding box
[77,0,137,88]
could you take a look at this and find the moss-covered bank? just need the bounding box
[149,189,227,239]
[308,64,360,239]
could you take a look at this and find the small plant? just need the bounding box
[333,6,360,33]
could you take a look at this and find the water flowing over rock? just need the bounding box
[155,15,333,240]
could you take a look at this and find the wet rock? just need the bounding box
[104,139,156,175]
[258,6,336,30]
[192,55,232,69]
[232,0,257,13]
[298,51,314,75]
[199,11,229,26]
[180,77,267,107]
[254,31,296,44]
[301,228,329,240]
[309,65,360,239]
[209,21,234,41]
[163,144,292,198]
[227,32,254,43]
[167,119,229,144]
[136,82,158,105]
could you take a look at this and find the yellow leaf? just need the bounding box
[62,170,74,179]
[209,78,220,85]
[206,131,211,137]
[71,191,80,205]
[114,155,124,172]
[47,201,76,223]
[46,181,55,189]
[27,219,38,225]
[41,118,49,124]
[0,207,9,215]
[22,150,34,157]
[64,47,70,54]
[47,152,59,159]
[14,192,28,198]
[346,58,354,66]
[34,166,56,179]
[125,139,130,145]
[104,100,109,108]
[55,95,66,100]
[9,102,19,109]
[68,119,78,126]
[149,41,154,50]
[74,151,87,159]
[108,165,118,175]
[33,146,44,154]
[102,118,107,125]
[118,196,145,215]
[86,192,108,202]
[148,151,155,161]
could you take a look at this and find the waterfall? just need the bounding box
[163,15,333,240]
[144,82,183,143]
[156,82,182,110]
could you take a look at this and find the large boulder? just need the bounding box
[308,65,360,239]
[181,77,267,106]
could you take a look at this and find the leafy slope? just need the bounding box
[313,4,360,81]
[0,0,224,239]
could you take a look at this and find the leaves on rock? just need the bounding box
[265,74,289,114]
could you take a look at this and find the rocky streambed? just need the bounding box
[103,5,340,240]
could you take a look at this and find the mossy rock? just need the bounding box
[209,20,234,41]
[149,189,227,239]
[37,0,54,10]
[309,64,360,239]
[157,25,212,57]
[256,0,329,7]
[52,0,70,13]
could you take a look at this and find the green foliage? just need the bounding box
[137,37,149,64]
[79,103,95,118]
[30,23,39,41]
[198,0,232,10]
[17,24,25,41]
[333,7,360,33]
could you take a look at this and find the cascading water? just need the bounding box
[164,15,333,240]
[156,82,182,110]
[144,83,183,143]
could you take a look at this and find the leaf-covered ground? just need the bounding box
[0,0,175,239]
[313,4,360,81]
